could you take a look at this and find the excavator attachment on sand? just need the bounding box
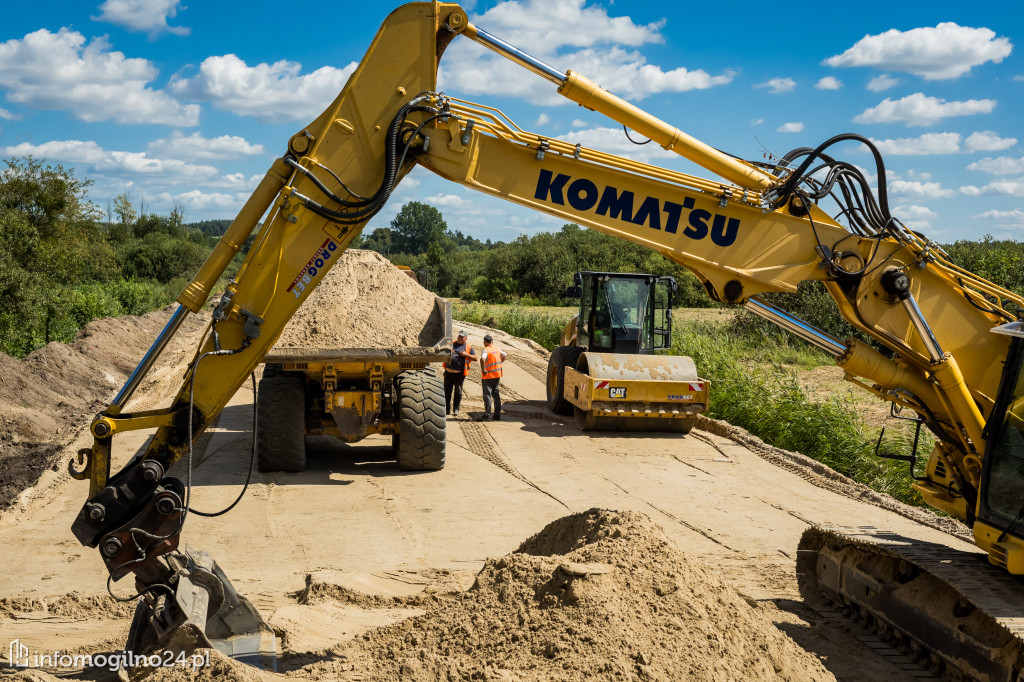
[124,547,277,673]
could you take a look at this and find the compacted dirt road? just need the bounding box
[0,312,980,681]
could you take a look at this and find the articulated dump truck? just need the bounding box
[255,251,452,473]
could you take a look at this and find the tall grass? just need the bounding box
[453,302,569,350]
[673,319,927,505]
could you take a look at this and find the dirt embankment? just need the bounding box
[0,306,210,511]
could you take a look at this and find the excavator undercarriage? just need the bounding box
[799,526,1024,681]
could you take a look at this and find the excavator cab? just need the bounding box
[570,271,674,354]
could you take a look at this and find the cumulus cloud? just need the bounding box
[965,131,1017,153]
[967,156,1024,175]
[893,203,938,229]
[170,54,356,123]
[438,1,734,105]
[536,113,551,127]
[0,107,16,120]
[776,122,804,133]
[889,180,955,198]
[854,93,996,126]
[755,77,795,94]
[871,132,962,155]
[960,180,1024,197]
[469,0,665,53]
[557,125,677,164]
[94,0,189,37]
[0,29,197,125]
[0,139,219,182]
[867,74,899,92]
[147,131,265,161]
[975,209,1024,228]
[824,23,1012,80]
[815,76,841,90]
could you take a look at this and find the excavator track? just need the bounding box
[797,525,1024,681]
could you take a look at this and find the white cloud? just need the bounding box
[871,132,961,155]
[170,54,356,123]
[776,122,804,133]
[964,131,1017,153]
[1,139,218,182]
[824,23,1012,80]
[893,203,937,230]
[147,131,265,161]
[0,29,198,125]
[438,1,733,105]
[536,113,551,127]
[975,209,1024,228]
[894,204,938,219]
[571,119,588,128]
[967,156,1024,175]
[0,107,16,120]
[755,77,796,94]
[469,0,666,54]
[94,0,189,37]
[889,180,955,198]
[960,180,1024,197]
[442,43,735,104]
[815,76,841,90]
[866,74,899,92]
[750,118,764,126]
[557,125,677,163]
[169,189,244,212]
[854,93,996,126]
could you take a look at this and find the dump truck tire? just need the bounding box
[547,345,584,416]
[394,369,446,471]
[256,375,306,472]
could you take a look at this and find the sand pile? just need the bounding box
[0,306,209,511]
[309,509,833,682]
[271,250,443,351]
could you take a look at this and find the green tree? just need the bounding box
[389,201,447,254]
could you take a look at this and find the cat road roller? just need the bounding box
[546,271,707,432]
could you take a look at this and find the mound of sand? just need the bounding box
[271,250,443,351]
[307,509,834,682]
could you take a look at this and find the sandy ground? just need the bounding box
[0,313,982,681]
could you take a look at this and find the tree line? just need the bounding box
[0,158,234,357]
[3,157,1023,359]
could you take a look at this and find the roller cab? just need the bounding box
[546,271,708,432]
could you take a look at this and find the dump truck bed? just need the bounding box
[261,296,452,365]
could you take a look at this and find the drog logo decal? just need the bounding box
[288,238,338,298]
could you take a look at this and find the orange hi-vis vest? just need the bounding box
[481,346,503,379]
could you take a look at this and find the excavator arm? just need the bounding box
[70,1,1024,673]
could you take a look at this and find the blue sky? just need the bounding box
[1,0,1022,243]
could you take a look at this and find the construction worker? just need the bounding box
[443,330,476,417]
[479,334,507,421]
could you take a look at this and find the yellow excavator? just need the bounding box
[69,2,1024,678]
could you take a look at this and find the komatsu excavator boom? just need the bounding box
[72,3,1024,678]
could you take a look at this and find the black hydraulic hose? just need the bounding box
[778,134,892,226]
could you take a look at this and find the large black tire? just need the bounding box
[546,345,585,416]
[256,375,306,472]
[394,369,446,471]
